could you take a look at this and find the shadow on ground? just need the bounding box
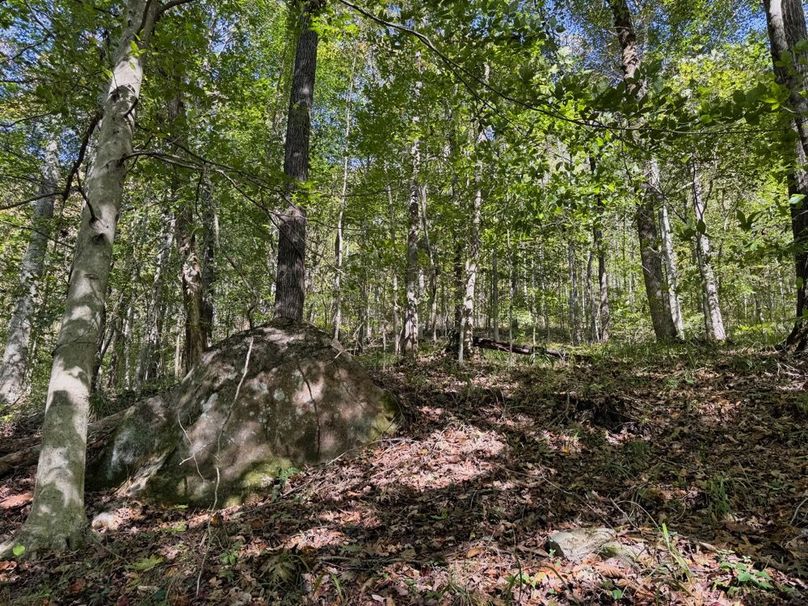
[0,347,806,605]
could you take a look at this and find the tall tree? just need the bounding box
[275,0,323,322]
[608,0,679,341]
[690,161,726,341]
[4,0,162,555]
[0,139,59,406]
[763,0,808,350]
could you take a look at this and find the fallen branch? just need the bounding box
[472,336,568,360]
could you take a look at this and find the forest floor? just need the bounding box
[1,343,807,605]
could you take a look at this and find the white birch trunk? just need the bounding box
[7,0,159,554]
[691,162,726,341]
[658,189,685,337]
[0,139,59,406]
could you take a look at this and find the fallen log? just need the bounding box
[472,336,568,360]
[0,405,134,478]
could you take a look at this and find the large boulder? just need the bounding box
[88,320,398,506]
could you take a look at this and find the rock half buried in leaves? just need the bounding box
[546,527,617,562]
[88,319,399,506]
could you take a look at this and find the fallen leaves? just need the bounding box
[1,350,806,604]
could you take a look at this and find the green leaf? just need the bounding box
[12,544,25,557]
[130,555,164,572]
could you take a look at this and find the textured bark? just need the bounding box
[199,174,217,341]
[567,240,581,344]
[135,210,175,389]
[589,158,610,342]
[637,198,678,340]
[458,175,483,363]
[763,0,808,350]
[387,184,401,355]
[586,248,597,342]
[420,186,439,342]
[659,196,684,337]
[275,1,321,322]
[690,162,726,341]
[0,139,59,407]
[171,96,207,373]
[332,53,357,341]
[492,253,500,340]
[608,0,678,341]
[6,0,160,556]
[402,140,421,356]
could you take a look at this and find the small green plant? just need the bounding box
[625,439,650,471]
[219,546,239,566]
[716,558,774,595]
[705,475,731,520]
[660,523,692,580]
[261,550,309,591]
[794,394,808,416]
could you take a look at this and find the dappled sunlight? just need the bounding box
[282,527,350,551]
[369,425,507,492]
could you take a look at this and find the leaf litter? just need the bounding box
[0,346,806,604]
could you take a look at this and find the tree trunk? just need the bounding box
[590,157,610,342]
[690,161,726,341]
[135,209,175,389]
[419,185,439,342]
[659,196,684,337]
[6,0,160,555]
[332,52,357,341]
[275,0,321,322]
[387,184,401,355]
[608,0,678,341]
[492,252,500,340]
[586,248,597,342]
[402,139,421,357]
[567,240,581,344]
[172,96,208,373]
[637,198,678,340]
[199,173,217,343]
[459,171,483,363]
[0,139,59,407]
[763,0,808,350]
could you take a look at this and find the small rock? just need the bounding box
[546,527,616,562]
[598,541,646,568]
[91,511,121,532]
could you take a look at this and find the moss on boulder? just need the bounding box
[88,319,398,506]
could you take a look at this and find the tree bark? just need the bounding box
[332,52,358,341]
[0,139,59,407]
[275,1,322,322]
[459,169,483,363]
[590,157,610,342]
[402,135,421,357]
[386,183,401,355]
[608,0,678,341]
[135,209,175,389]
[567,240,581,344]
[172,96,208,373]
[690,161,726,341]
[492,252,500,340]
[659,194,684,337]
[763,0,808,350]
[6,0,160,555]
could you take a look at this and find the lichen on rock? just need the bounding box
[88,319,399,506]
